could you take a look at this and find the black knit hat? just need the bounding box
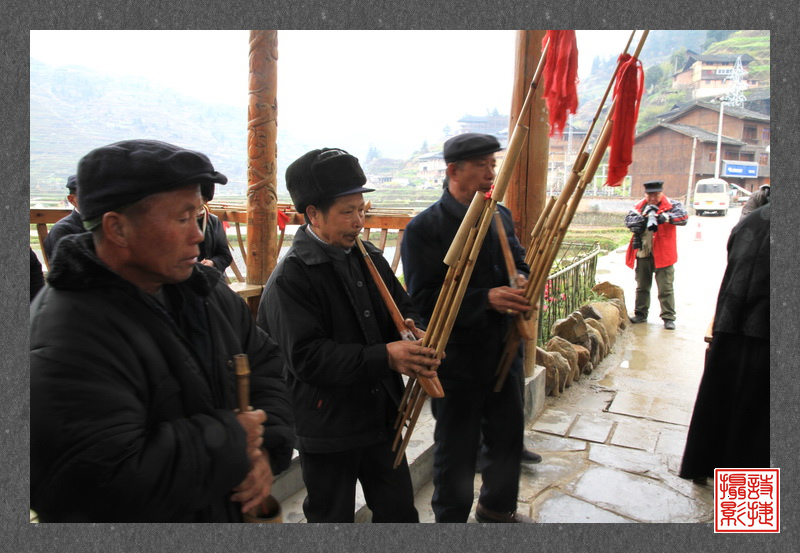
[643,180,664,193]
[443,133,502,164]
[77,139,227,229]
[285,148,373,213]
[66,174,77,192]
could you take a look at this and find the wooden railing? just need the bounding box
[30,206,415,303]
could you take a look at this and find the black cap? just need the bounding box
[443,133,502,164]
[200,182,216,202]
[77,139,227,229]
[66,174,78,192]
[643,180,664,193]
[286,148,373,213]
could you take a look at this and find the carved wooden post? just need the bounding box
[246,30,279,314]
[505,30,549,375]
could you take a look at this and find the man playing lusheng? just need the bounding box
[625,180,688,330]
[257,148,440,522]
[30,139,294,522]
[401,133,533,523]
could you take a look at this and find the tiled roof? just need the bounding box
[636,122,746,146]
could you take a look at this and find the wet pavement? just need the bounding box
[278,206,742,523]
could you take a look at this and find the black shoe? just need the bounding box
[629,313,647,324]
[663,320,676,330]
[521,448,542,464]
[475,503,534,523]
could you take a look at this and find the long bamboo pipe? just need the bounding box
[355,236,444,398]
[391,38,552,467]
[493,30,650,392]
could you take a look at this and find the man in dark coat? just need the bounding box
[30,247,44,301]
[401,133,533,523]
[680,202,770,482]
[257,147,440,523]
[740,183,770,220]
[197,181,233,273]
[30,139,294,522]
[43,174,86,264]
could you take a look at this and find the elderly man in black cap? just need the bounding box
[43,174,86,263]
[257,147,440,523]
[30,139,294,522]
[401,133,534,523]
[624,180,688,330]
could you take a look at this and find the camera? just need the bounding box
[632,232,643,250]
[643,204,659,232]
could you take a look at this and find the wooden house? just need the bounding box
[629,100,770,200]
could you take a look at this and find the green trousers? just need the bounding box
[634,255,676,321]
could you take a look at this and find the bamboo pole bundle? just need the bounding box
[494,30,649,392]
[390,39,553,468]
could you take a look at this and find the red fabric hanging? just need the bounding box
[541,30,579,137]
[277,209,290,231]
[605,53,644,187]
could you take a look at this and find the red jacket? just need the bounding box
[625,196,688,269]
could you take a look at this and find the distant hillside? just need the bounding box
[573,30,769,134]
[30,59,311,197]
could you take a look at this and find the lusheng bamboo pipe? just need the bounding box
[233,354,282,523]
[493,30,650,392]
[391,39,551,467]
[494,212,537,340]
[355,237,444,398]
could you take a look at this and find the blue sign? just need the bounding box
[723,161,759,178]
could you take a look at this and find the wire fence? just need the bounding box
[538,242,601,345]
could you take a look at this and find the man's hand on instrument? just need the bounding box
[514,273,528,289]
[231,448,274,513]
[236,409,266,453]
[488,286,531,315]
[403,318,425,340]
[386,340,440,379]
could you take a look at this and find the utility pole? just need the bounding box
[714,56,747,180]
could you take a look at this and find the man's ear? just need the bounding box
[445,162,459,182]
[306,205,319,226]
[101,212,130,248]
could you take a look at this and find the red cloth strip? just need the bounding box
[541,30,579,137]
[605,54,644,187]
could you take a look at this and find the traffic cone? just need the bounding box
[694,221,702,241]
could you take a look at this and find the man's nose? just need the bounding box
[189,222,204,244]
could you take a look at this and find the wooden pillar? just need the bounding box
[505,30,550,375]
[506,30,549,241]
[246,30,279,313]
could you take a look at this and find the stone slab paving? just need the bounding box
[566,414,615,443]
[530,490,634,523]
[565,466,713,523]
[609,418,660,451]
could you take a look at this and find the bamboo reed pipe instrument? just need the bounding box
[493,30,650,392]
[390,38,553,468]
[233,354,283,523]
[355,236,445,399]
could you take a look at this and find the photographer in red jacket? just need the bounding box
[624,180,688,330]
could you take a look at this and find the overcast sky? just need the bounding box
[30,30,635,159]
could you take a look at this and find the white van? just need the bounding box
[693,177,730,216]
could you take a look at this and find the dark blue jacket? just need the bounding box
[258,226,420,453]
[43,209,85,263]
[401,189,529,385]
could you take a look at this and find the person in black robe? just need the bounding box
[680,203,770,482]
